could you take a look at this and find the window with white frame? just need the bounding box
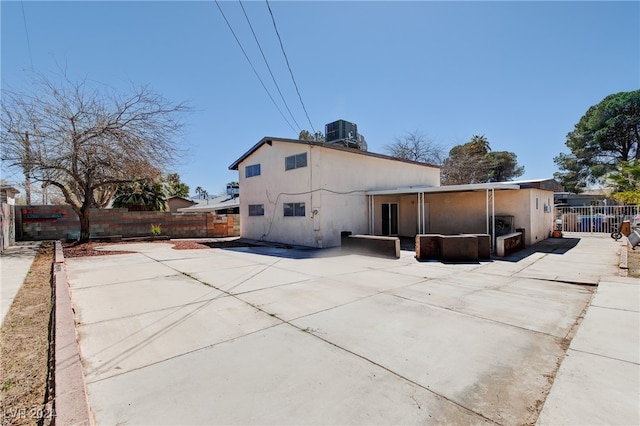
[245,164,261,178]
[248,204,264,216]
[285,153,307,171]
[283,202,305,217]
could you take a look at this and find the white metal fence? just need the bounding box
[554,205,640,233]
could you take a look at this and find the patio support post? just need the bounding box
[369,195,375,235]
[486,188,496,252]
[486,189,489,235]
[492,188,496,250]
[417,192,425,234]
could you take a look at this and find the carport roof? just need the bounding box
[366,182,520,196]
[365,178,561,196]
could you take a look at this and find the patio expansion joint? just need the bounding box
[83,321,285,385]
[588,303,639,314]
[565,347,640,366]
[388,292,571,342]
[70,273,181,291]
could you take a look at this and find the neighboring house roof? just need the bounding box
[504,178,564,192]
[228,137,441,170]
[167,196,196,205]
[177,196,239,213]
[0,185,20,196]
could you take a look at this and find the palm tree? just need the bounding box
[112,180,168,211]
[195,186,208,199]
[469,134,491,155]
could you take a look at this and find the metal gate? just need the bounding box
[555,205,640,233]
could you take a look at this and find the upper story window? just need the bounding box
[285,153,307,171]
[245,164,261,178]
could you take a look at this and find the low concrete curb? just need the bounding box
[53,241,93,425]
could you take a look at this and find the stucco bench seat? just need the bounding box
[341,232,400,259]
[496,232,523,257]
[415,234,491,262]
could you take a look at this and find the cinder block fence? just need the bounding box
[17,205,239,240]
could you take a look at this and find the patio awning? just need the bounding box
[365,182,520,196]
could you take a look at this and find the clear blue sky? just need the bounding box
[2,1,639,196]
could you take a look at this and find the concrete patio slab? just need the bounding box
[266,256,372,277]
[65,253,178,288]
[537,350,639,425]
[391,278,593,337]
[329,269,427,292]
[568,305,640,364]
[227,265,317,294]
[591,278,640,311]
[291,292,565,425]
[85,324,492,425]
[236,277,375,321]
[70,272,221,324]
[78,295,282,382]
[61,235,638,425]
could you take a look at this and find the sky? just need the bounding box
[2,1,639,197]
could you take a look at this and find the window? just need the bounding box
[285,153,307,171]
[245,164,261,178]
[283,202,305,217]
[248,204,264,216]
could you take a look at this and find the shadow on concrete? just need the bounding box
[204,239,344,260]
[222,246,344,260]
[497,237,581,262]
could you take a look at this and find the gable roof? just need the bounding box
[167,196,196,205]
[228,137,440,171]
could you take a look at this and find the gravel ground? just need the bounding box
[62,240,210,258]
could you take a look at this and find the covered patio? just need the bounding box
[365,179,560,249]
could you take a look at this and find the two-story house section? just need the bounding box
[229,137,441,248]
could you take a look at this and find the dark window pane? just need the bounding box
[285,156,295,170]
[296,153,307,168]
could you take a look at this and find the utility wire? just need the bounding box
[214,0,297,134]
[20,1,34,70]
[265,0,316,134]
[238,0,301,133]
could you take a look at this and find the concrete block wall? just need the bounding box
[17,205,240,240]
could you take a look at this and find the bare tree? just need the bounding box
[1,73,189,242]
[384,131,445,165]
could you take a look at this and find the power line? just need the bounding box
[20,1,34,70]
[238,0,301,133]
[265,0,316,134]
[214,0,297,134]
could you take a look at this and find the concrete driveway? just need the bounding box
[64,235,632,425]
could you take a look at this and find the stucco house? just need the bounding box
[229,137,440,248]
[230,137,560,249]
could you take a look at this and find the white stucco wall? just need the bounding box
[235,140,440,247]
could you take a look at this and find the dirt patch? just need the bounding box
[0,242,55,425]
[627,244,640,277]
[62,239,210,258]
